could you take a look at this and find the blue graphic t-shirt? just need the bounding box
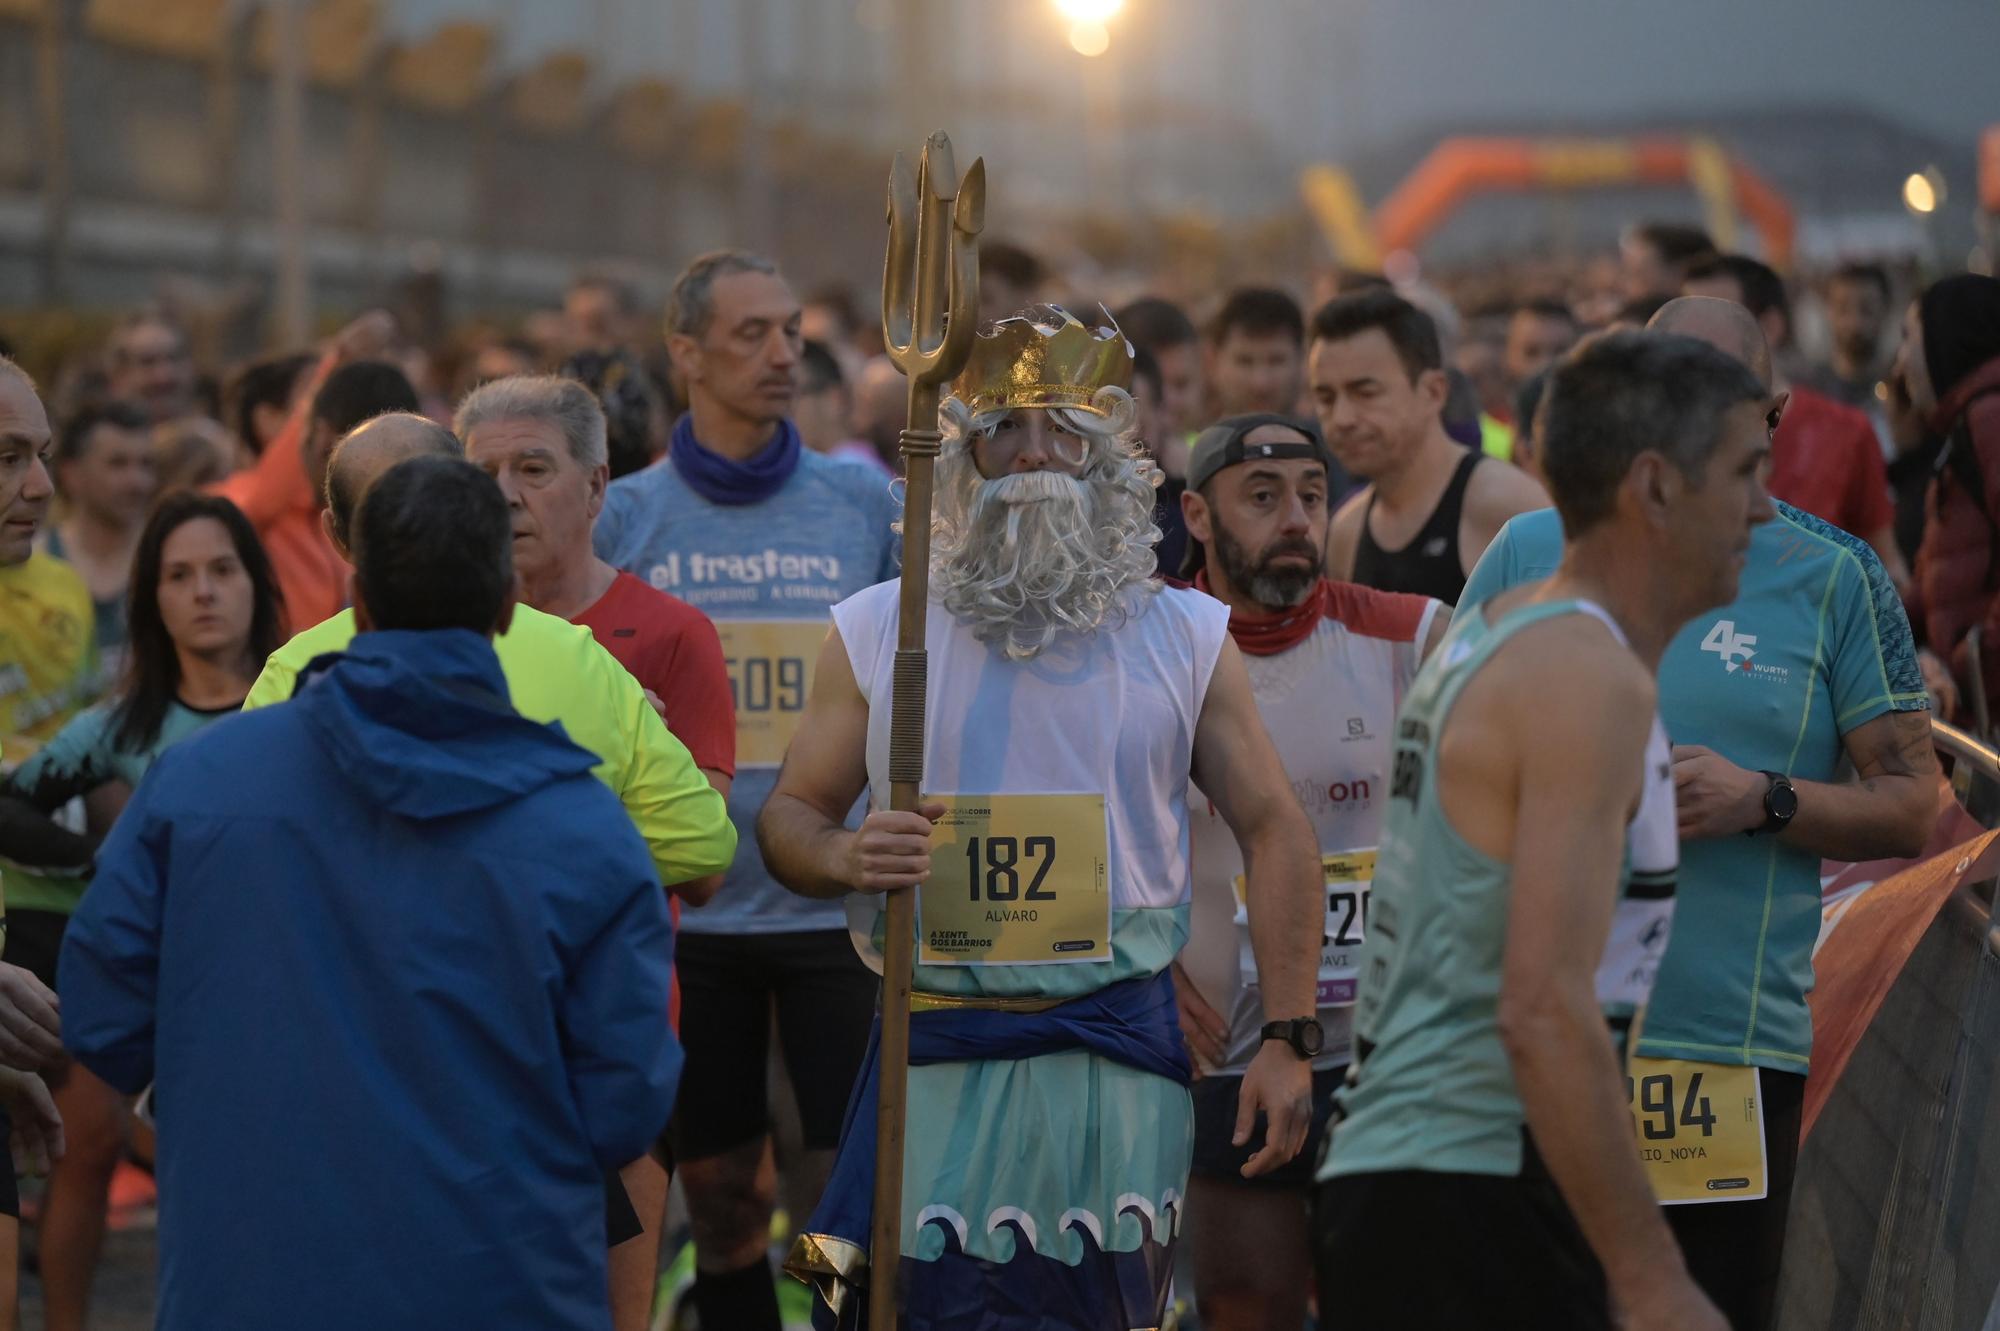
[595,448,900,934]
[1459,502,1928,1071]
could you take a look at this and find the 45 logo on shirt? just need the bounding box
[1700,620,1758,673]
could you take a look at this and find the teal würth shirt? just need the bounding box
[1458,501,1928,1072]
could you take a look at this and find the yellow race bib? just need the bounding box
[1234,849,1376,1007]
[716,620,824,767]
[1627,1057,1766,1204]
[918,794,1111,966]
[1316,851,1374,1007]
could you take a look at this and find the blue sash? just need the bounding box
[795,970,1192,1326]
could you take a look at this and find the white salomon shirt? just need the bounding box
[1182,584,1442,1074]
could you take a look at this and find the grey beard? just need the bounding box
[1247,567,1319,608]
[1212,521,1319,611]
[932,469,1155,660]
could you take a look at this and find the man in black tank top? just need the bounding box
[1309,290,1548,604]
[1350,448,1483,604]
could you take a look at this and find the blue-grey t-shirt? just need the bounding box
[594,449,900,934]
[1460,501,1928,1071]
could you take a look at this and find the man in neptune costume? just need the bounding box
[756,304,1325,1329]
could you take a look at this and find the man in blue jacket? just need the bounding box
[59,456,682,1331]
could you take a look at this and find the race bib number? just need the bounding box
[918,794,1111,966]
[1627,1058,1766,1205]
[1234,849,1375,1007]
[1316,851,1374,1006]
[716,620,823,767]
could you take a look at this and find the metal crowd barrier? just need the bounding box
[1933,720,2000,940]
[1966,626,1993,744]
[1934,717,2000,822]
[1932,718,2000,781]
[1776,719,2000,1329]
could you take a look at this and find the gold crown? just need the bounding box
[950,304,1135,416]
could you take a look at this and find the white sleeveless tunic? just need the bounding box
[1182,586,1442,1074]
[818,578,1230,1324]
[831,578,1230,999]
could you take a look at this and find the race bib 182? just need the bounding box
[918,793,1111,966]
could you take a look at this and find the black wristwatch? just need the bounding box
[1750,770,1798,837]
[1260,1017,1324,1059]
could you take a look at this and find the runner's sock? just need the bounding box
[693,1256,782,1331]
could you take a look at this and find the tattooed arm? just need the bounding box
[1797,708,1941,861]
[1670,709,1938,860]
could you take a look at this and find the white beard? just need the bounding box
[929,450,1160,661]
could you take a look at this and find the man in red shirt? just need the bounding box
[457,375,734,790]
[1685,254,1909,592]
[457,373,735,1331]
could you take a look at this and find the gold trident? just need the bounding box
[871,131,982,1331]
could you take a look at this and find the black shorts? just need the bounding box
[1315,1165,1610,1329]
[7,908,69,992]
[1663,1067,1807,1331]
[668,929,878,1163]
[9,911,72,1096]
[1190,1064,1343,1188]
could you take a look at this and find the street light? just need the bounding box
[1053,0,1121,55]
[1904,172,1938,215]
[1905,166,1948,217]
[1068,20,1111,55]
[1904,167,1947,266]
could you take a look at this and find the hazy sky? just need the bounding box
[384,0,1999,162]
[1276,0,1999,154]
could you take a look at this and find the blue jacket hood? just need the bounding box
[292,628,600,819]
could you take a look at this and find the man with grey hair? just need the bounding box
[458,374,734,1329]
[1322,329,1776,1331]
[250,404,735,892]
[1457,302,1937,1330]
[458,373,734,788]
[592,250,899,1331]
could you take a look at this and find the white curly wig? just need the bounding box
[922,385,1162,660]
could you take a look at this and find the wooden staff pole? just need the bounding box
[871,131,983,1331]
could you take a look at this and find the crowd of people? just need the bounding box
[0,214,1991,1331]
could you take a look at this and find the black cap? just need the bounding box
[1185,413,1332,492]
[1179,413,1332,579]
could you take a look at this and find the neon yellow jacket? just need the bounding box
[245,605,736,889]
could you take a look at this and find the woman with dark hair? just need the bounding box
[0,490,282,1331]
[3,491,283,842]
